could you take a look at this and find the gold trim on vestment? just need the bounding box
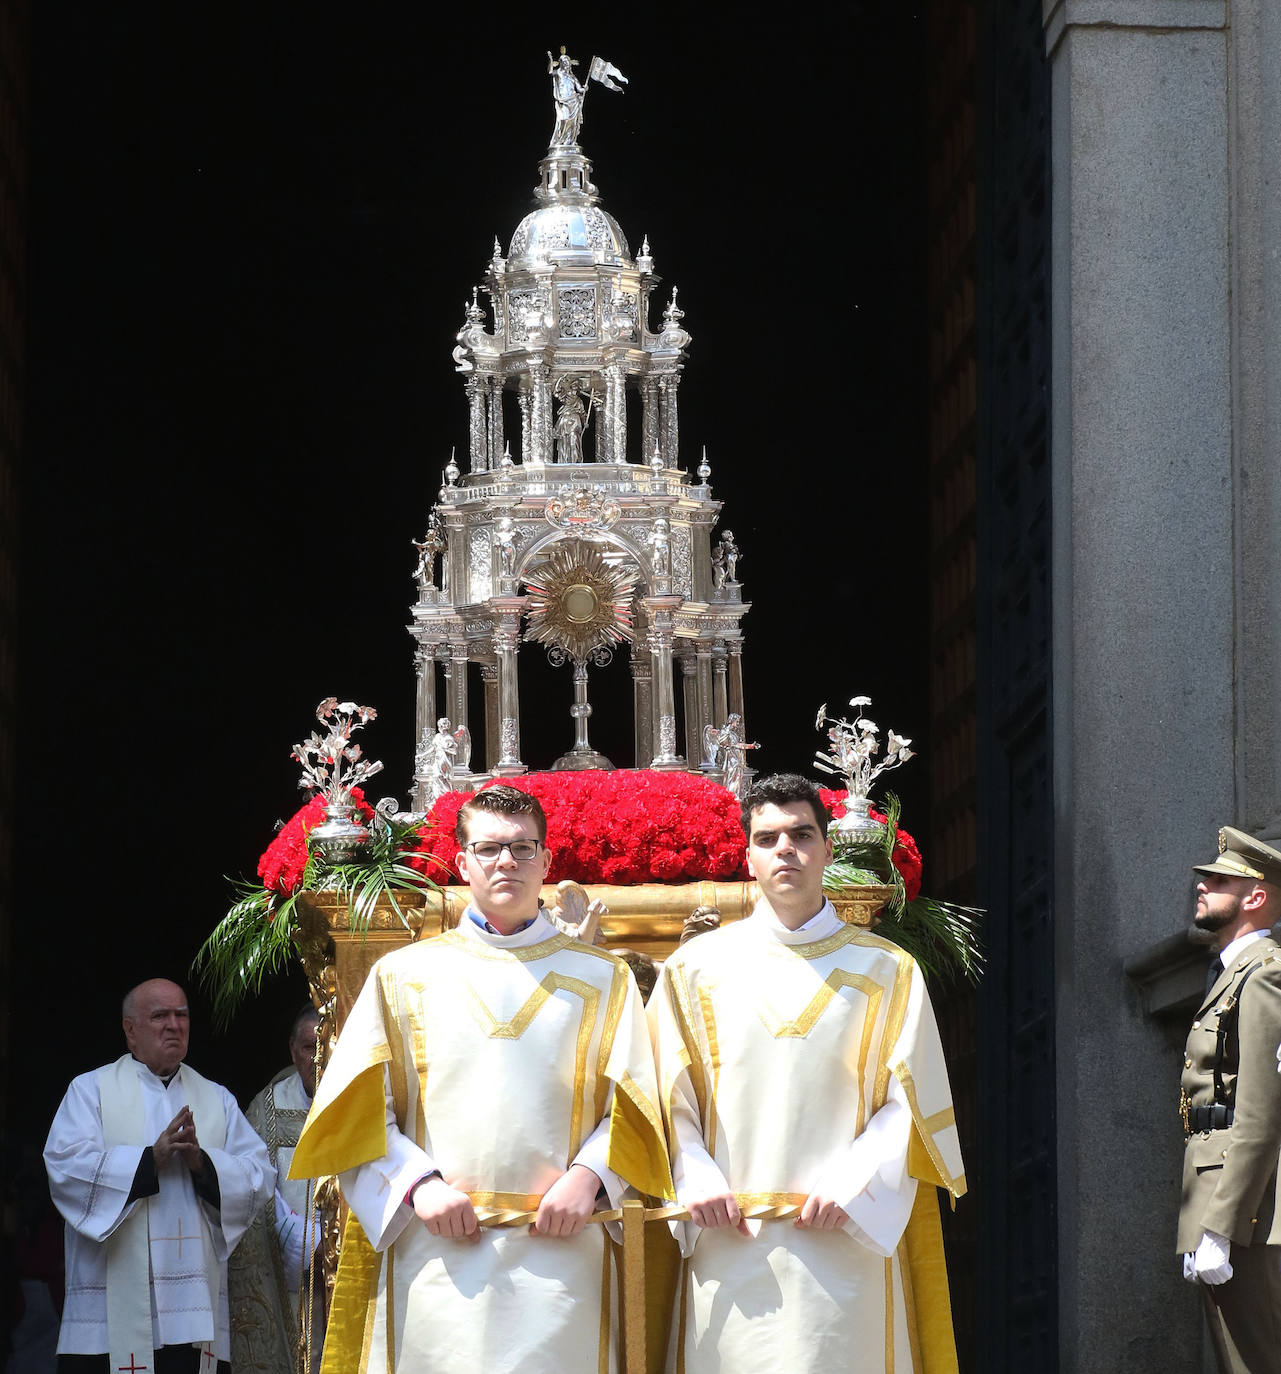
[786,925,860,960]
[467,1190,545,1210]
[893,1064,966,1200]
[875,947,916,1113]
[383,1244,395,1374]
[729,1190,809,1210]
[884,1256,895,1373]
[676,1256,689,1374]
[898,1227,922,1371]
[461,971,599,1157]
[754,967,883,1041]
[665,966,708,1130]
[596,961,629,1126]
[381,973,410,1139]
[361,1240,381,1374]
[697,985,721,1158]
[922,1106,956,1133]
[597,1226,611,1374]
[404,988,429,1152]
[439,927,574,962]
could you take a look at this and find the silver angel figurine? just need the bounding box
[412,514,447,591]
[415,717,472,805]
[702,713,759,798]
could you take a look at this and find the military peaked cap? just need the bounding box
[1192,825,1281,886]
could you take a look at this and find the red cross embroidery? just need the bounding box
[200,1348,217,1370]
[117,1356,148,1373]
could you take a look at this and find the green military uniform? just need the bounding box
[1179,827,1281,1374]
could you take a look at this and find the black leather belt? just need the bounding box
[1188,1104,1234,1133]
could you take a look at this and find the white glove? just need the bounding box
[1192,1230,1233,1285]
[1182,1251,1196,1282]
[1275,1041,1281,1073]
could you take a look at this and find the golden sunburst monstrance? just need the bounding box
[523,539,638,663]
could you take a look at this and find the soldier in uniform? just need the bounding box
[1178,826,1281,1373]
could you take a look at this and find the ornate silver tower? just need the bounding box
[408,52,750,808]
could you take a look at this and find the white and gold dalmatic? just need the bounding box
[290,914,672,1374]
[651,903,966,1374]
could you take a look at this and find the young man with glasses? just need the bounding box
[290,785,670,1374]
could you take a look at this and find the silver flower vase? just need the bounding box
[307,800,371,868]
[833,794,886,845]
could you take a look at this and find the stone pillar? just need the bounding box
[680,655,699,766]
[712,643,729,727]
[480,663,500,772]
[518,388,532,463]
[492,620,525,774]
[466,375,487,472]
[631,649,653,767]
[1044,5,1256,1369]
[487,376,504,469]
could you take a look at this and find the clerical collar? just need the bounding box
[468,909,536,937]
[756,899,840,943]
[132,1055,180,1087]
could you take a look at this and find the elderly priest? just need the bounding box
[44,978,275,1374]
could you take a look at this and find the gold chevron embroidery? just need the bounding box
[464,973,599,1155]
[756,969,883,1040]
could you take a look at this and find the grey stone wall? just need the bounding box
[1043,0,1281,1368]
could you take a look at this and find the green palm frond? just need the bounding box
[822,790,983,987]
[194,813,438,1028]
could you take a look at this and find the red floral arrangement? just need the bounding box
[818,787,924,902]
[250,775,924,898]
[257,787,377,896]
[410,771,748,886]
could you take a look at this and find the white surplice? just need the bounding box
[45,1056,275,1360]
[651,902,966,1374]
[291,911,672,1374]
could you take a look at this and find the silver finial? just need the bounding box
[697,446,711,483]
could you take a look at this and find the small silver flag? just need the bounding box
[588,56,628,93]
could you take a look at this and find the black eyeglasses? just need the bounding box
[464,839,542,863]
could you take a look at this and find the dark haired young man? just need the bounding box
[651,772,965,1373]
[291,785,670,1374]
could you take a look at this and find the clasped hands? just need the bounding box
[685,1187,849,1235]
[153,1107,205,1173]
[412,1163,602,1242]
